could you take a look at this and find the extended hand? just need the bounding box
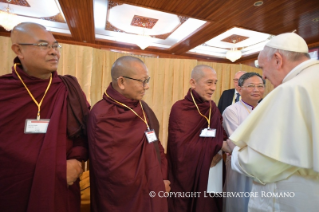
[66,159,83,186]
[222,140,232,153]
[163,180,171,193]
[226,139,236,152]
[210,153,222,167]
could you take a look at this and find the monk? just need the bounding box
[167,65,228,212]
[88,56,169,212]
[0,23,89,212]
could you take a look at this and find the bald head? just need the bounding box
[111,56,146,82]
[111,56,149,100]
[11,22,47,44]
[234,71,246,79]
[191,65,216,82]
[233,71,246,91]
[10,22,60,80]
[190,65,218,101]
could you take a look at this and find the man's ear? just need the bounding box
[190,78,196,89]
[273,52,283,70]
[117,77,125,90]
[11,44,24,59]
[238,86,242,95]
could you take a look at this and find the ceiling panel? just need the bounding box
[0,0,318,62]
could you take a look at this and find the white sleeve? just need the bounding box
[232,146,300,184]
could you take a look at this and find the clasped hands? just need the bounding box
[222,139,236,154]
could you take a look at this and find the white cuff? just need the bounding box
[231,146,245,175]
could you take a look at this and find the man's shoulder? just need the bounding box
[0,73,14,80]
[90,99,109,117]
[58,74,78,82]
[171,99,187,110]
[222,88,235,94]
[141,100,157,114]
[223,102,239,116]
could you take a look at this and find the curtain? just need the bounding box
[0,36,273,151]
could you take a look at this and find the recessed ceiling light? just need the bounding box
[254,1,263,6]
[312,17,319,22]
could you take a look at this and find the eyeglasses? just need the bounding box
[122,76,150,87]
[241,84,265,90]
[18,42,62,51]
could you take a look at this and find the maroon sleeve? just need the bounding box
[67,100,90,162]
[158,140,168,180]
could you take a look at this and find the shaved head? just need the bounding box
[10,22,60,79]
[11,22,47,44]
[111,56,146,82]
[190,65,218,101]
[234,71,246,79]
[233,71,246,91]
[191,65,216,81]
[111,56,150,100]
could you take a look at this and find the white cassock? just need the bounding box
[222,100,254,212]
[230,59,319,212]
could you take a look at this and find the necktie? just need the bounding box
[235,93,240,102]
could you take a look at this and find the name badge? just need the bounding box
[145,129,158,143]
[200,128,216,137]
[24,119,50,134]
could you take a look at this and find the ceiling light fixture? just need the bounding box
[254,1,263,7]
[134,23,152,50]
[0,0,20,31]
[225,40,242,62]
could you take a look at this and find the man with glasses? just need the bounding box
[223,33,319,211]
[217,71,246,114]
[0,23,89,212]
[167,65,228,212]
[222,72,265,212]
[88,56,169,212]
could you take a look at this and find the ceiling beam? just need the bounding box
[58,0,95,43]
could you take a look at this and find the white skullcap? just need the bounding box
[265,33,308,53]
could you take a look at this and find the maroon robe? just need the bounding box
[0,59,88,212]
[167,89,227,212]
[88,83,168,212]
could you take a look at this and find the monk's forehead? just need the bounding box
[12,25,55,43]
[200,68,216,78]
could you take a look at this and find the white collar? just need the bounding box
[283,59,319,83]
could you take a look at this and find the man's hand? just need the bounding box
[210,153,222,167]
[163,180,171,193]
[222,140,232,153]
[66,159,83,186]
[226,139,236,152]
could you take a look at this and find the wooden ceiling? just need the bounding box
[1,0,318,63]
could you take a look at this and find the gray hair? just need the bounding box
[263,46,310,62]
[238,72,265,86]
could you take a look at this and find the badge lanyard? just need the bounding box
[104,91,158,143]
[190,89,212,129]
[14,63,52,120]
[104,91,150,130]
[240,101,252,114]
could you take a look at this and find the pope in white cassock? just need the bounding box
[223,32,319,212]
[223,72,265,212]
